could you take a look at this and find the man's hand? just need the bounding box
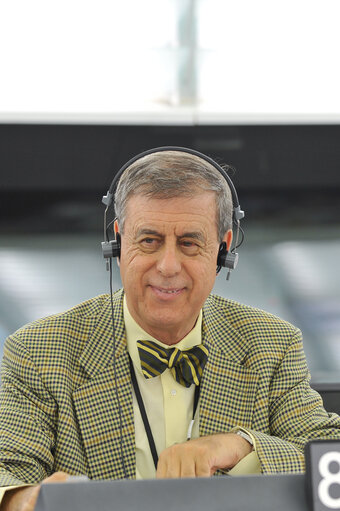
[156,433,253,478]
[0,471,70,511]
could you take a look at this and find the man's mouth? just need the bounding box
[158,288,180,294]
[149,286,184,297]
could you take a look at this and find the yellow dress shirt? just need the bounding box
[124,297,202,479]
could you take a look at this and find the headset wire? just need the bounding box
[109,257,128,479]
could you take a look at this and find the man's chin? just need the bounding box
[139,309,196,344]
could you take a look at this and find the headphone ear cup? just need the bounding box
[116,232,121,259]
[217,239,239,273]
[216,242,227,274]
[101,232,121,260]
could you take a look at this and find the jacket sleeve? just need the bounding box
[247,329,340,473]
[0,333,57,486]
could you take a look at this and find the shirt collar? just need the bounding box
[123,295,202,374]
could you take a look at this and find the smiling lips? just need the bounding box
[150,285,185,299]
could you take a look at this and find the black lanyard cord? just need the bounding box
[128,355,200,471]
[129,355,159,469]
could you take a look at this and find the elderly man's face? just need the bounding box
[119,191,231,345]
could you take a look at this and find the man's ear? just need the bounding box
[114,219,119,237]
[223,229,233,252]
[113,219,121,266]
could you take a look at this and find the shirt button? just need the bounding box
[170,389,177,396]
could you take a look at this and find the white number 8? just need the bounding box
[318,451,340,509]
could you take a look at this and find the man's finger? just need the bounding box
[179,454,195,478]
[194,457,211,478]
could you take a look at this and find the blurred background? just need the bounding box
[0,0,340,389]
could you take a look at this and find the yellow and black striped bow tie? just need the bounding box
[136,340,209,388]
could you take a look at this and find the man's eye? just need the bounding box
[140,237,159,248]
[180,240,200,254]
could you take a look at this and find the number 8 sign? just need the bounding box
[305,441,340,511]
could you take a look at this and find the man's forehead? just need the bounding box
[123,192,219,237]
[125,190,218,211]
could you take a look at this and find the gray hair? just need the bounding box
[114,151,233,242]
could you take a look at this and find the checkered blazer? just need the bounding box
[1,289,340,485]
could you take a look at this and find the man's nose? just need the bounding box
[156,244,182,277]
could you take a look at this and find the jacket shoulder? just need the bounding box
[6,290,123,353]
[205,294,301,347]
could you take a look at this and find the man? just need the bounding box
[1,148,340,510]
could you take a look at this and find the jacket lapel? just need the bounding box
[199,297,259,436]
[72,290,136,480]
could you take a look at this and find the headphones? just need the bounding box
[101,146,245,279]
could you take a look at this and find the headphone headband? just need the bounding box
[102,146,244,222]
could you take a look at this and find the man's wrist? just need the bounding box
[0,485,37,511]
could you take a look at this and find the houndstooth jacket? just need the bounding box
[1,289,340,485]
